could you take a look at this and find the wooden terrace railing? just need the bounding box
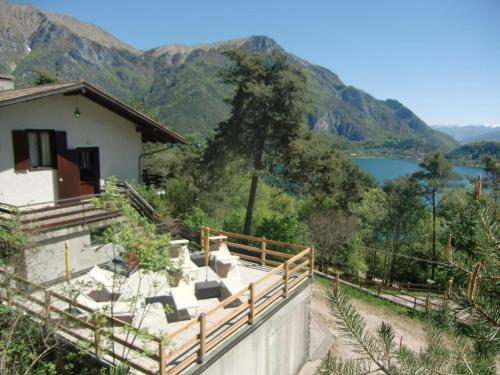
[0,227,314,375]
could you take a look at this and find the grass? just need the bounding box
[315,274,427,322]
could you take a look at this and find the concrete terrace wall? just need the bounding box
[190,282,312,375]
[21,230,115,283]
[0,94,143,206]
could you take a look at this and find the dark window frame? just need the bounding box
[25,129,56,169]
[77,147,100,181]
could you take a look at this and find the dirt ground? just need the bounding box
[300,282,428,374]
[302,282,500,374]
[313,283,428,357]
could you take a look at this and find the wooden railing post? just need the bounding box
[283,261,289,298]
[260,238,266,266]
[200,226,204,249]
[93,313,101,358]
[249,283,255,324]
[309,247,315,278]
[204,227,210,267]
[5,273,12,306]
[45,290,51,324]
[443,278,453,311]
[198,313,206,363]
[159,341,167,375]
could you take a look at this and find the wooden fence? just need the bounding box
[0,228,314,375]
[315,271,447,312]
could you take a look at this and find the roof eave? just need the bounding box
[0,82,188,145]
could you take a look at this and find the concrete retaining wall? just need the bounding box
[190,281,312,375]
[21,231,115,283]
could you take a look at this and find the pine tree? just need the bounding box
[412,152,459,279]
[205,48,309,234]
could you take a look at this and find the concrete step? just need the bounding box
[22,209,122,232]
[21,205,101,224]
[20,200,96,222]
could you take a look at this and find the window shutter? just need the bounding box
[54,131,67,169]
[54,131,67,152]
[12,130,30,170]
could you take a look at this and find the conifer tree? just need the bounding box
[412,152,458,279]
[206,48,309,234]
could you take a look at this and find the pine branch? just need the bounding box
[326,285,392,374]
[472,303,500,328]
[318,351,372,375]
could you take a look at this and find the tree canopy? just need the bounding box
[206,48,310,234]
[412,152,459,279]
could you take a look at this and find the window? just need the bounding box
[78,148,99,180]
[27,130,54,168]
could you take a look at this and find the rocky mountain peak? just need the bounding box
[0,3,45,69]
[241,35,282,52]
[147,35,281,66]
[42,11,139,54]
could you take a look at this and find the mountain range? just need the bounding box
[431,125,500,144]
[0,2,457,154]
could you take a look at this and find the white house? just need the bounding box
[0,75,186,282]
[0,75,186,207]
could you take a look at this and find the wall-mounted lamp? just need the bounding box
[74,107,81,118]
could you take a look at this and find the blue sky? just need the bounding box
[10,0,500,126]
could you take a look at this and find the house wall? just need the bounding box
[0,94,143,206]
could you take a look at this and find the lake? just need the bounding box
[351,157,485,185]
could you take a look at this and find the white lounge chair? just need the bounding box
[220,276,250,304]
[167,239,189,259]
[122,269,171,300]
[74,291,132,324]
[133,302,169,336]
[208,238,240,278]
[209,236,239,264]
[170,241,201,281]
[171,283,199,320]
[88,265,118,292]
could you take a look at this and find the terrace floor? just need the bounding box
[16,258,294,374]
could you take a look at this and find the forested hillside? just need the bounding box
[447,141,500,164]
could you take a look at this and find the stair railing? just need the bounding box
[115,181,159,223]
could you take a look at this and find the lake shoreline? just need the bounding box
[350,156,484,185]
[347,154,486,169]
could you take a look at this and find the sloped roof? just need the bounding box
[0,81,187,144]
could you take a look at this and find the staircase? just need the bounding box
[19,198,121,232]
[116,181,159,223]
[2,182,159,234]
